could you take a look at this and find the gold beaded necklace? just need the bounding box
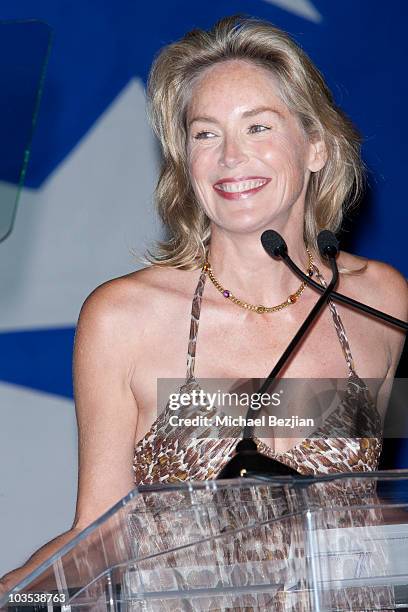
[202,248,314,314]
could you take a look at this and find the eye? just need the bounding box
[193,131,216,140]
[192,125,271,140]
[248,124,272,134]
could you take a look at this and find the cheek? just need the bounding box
[261,136,307,176]
[187,155,210,205]
[187,149,200,185]
[188,147,214,185]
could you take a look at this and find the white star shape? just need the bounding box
[263,0,322,22]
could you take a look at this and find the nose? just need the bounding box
[218,134,249,168]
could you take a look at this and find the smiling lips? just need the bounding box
[213,176,271,200]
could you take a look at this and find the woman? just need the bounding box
[1,14,407,595]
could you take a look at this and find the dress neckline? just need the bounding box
[186,264,358,383]
[133,265,382,462]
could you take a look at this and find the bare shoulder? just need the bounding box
[334,251,407,372]
[336,251,408,322]
[82,266,174,308]
[77,265,199,338]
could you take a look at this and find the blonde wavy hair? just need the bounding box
[145,15,364,269]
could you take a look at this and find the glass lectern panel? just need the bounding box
[0,20,52,242]
[2,472,408,611]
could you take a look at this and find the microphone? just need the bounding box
[263,230,288,258]
[217,232,339,480]
[262,230,408,332]
[316,230,339,258]
[261,228,339,259]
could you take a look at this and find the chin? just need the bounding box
[216,214,274,235]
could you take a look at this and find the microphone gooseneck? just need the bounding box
[262,230,408,332]
[218,228,407,480]
[217,232,340,480]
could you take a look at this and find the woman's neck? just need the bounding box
[206,226,311,306]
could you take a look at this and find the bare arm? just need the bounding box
[1,280,139,593]
[0,530,81,594]
[376,264,407,420]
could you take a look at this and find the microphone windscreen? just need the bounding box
[317,230,339,257]
[261,230,287,257]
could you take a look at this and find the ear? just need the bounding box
[307,137,327,173]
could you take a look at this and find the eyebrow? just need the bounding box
[188,106,284,129]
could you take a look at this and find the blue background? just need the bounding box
[0,0,406,465]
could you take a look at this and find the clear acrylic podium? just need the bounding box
[2,471,408,611]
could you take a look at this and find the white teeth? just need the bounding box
[215,179,267,193]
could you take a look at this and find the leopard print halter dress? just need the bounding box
[132,265,383,484]
[129,266,390,611]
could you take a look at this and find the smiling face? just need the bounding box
[186,59,326,235]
